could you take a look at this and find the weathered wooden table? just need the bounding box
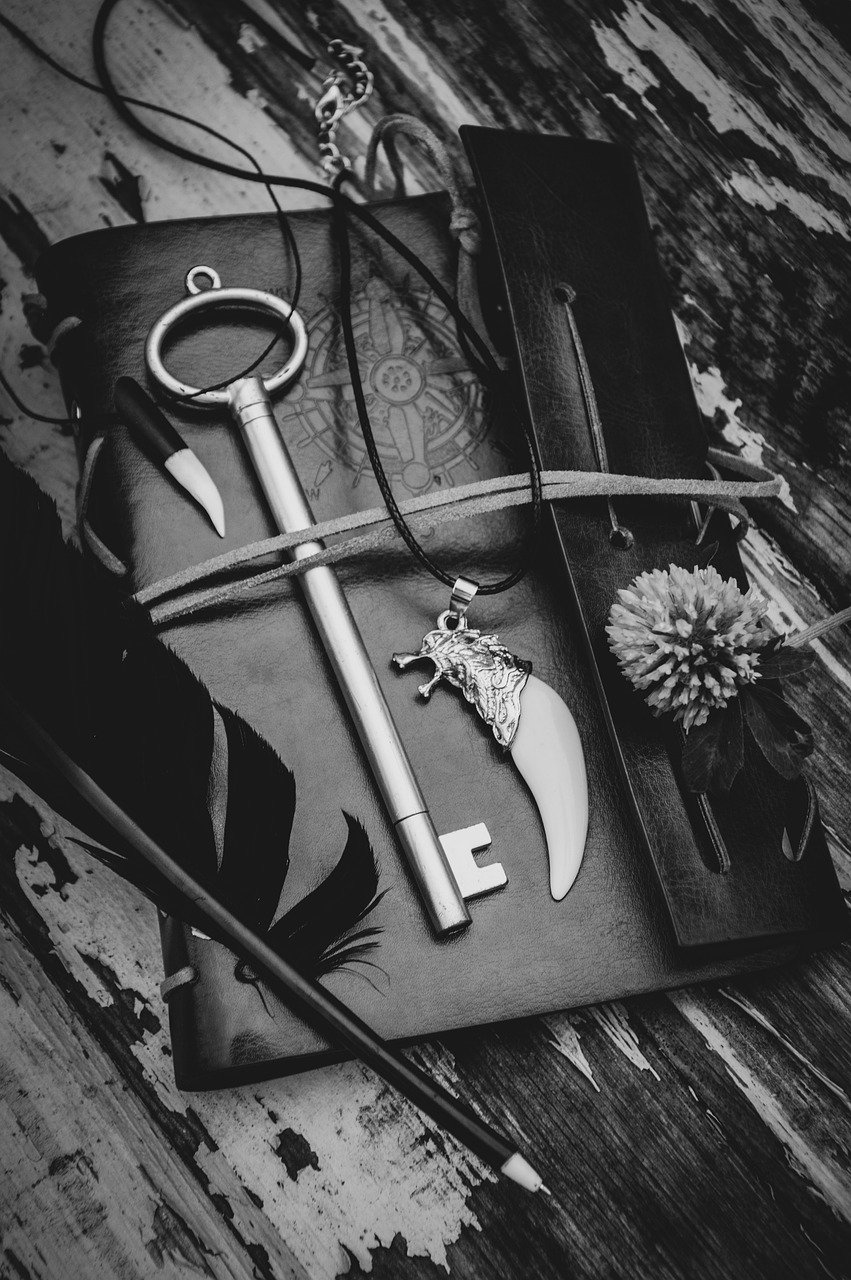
[1,2,849,1277]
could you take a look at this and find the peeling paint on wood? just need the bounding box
[669,990,851,1225]
[273,1127,321,1181]
[717,987,851,1112]
[99,151,147,223]
[722,167,850,239]
[543,1013,600,1092]
[589,1004,661,1081]
[1,775,489,1276]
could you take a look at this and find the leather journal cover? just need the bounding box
[37,129,846,1087]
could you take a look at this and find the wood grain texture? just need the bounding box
[0,1,849,1277]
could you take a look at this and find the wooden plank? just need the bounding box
[0,784,492,1276]
[0,904,308,1280]
[0,0,849,1276]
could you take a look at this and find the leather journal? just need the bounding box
[37,128,847,1088]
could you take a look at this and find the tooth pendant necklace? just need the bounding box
[394,577,589,901]
[333,179,588,901]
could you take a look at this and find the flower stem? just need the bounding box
[786,605,851,649]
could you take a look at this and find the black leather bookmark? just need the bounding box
[463,125,846,951]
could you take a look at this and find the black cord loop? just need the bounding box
[1,0,543,596]
[331,171,542,594]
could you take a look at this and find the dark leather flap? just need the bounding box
[462,126,845,950]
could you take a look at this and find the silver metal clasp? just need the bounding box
[449,576,478,625]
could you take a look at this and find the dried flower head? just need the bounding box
[606,564,774,731]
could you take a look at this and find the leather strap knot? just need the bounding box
[449,204,482,254]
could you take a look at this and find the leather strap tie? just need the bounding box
[132,459,783,627]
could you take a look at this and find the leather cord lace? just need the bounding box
[363,113,504,375]
[129,459,784,626]
[331,165,543,596]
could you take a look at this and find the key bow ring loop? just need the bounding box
[145,266,308,408]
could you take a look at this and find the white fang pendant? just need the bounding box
[393,613,589,899]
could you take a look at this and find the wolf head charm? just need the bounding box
[394,615,589,901]
[393,621,532,749]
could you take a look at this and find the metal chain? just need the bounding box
[314,39,374,175]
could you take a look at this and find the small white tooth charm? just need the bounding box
[393,580,589,900]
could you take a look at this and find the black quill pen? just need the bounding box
[0,452,382,977]
[0,453,548,1190]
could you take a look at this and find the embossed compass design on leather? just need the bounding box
[278,276,489,495]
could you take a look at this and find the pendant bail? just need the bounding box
[449,576,478,624]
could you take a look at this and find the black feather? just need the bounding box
[268,814,386,974]
[215,704,295,925]
[0,452,383,976]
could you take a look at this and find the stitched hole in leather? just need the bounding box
[673,723,730,874]
[782,775,816,862]
[609,525,635,549]
[694,792,731,874]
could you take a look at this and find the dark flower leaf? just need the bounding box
[743,687,814,779]
[681,700,744,794]
[757,645,815,681]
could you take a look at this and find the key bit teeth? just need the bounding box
[440,823,507,901]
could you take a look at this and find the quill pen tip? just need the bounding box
[501,1152,550,1194]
